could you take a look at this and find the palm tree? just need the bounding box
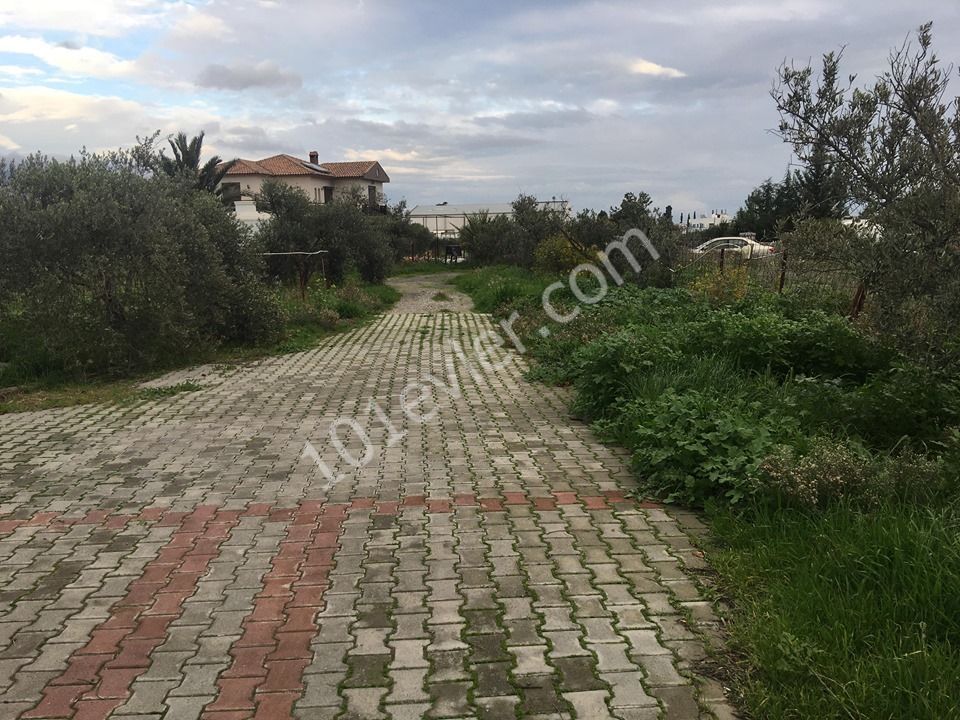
[159,131,231,193]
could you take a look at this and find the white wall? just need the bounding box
[221,175,382,205]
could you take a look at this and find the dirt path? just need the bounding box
[387,271,474,313]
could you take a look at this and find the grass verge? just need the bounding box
[708,500,960,719]
[0,280,400,414]
[451,265,553,312]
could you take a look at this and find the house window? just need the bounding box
[323,186,334,204]
[220,182,241,203]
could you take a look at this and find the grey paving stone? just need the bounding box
[0,278,735,719]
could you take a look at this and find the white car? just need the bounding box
[691,236,777,258]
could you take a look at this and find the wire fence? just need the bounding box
[676,245,861,303]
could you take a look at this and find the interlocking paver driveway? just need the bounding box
[0,276,733,719]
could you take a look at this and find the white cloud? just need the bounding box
[628,57,686,78]
[0,131,19,149]
[0,85,220,155]
[340,144,511,183]
[587,98,620,116]
[0,84,144,122]
[0,36,135,77]
[169,9,233,41]
[0,0,172,37]
[344,147,427,163]
[0,64,42,78]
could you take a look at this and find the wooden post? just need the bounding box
[778,248,787,293]
[849,281,866,319]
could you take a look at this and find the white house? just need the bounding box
[682,211,733,233]
[409,200,570,239]
[218,152,390,208]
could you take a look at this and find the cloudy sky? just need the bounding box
[0,1,958,213]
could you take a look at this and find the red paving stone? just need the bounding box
[201,501,345,720]
[25,507,239,720]
[7,488,691,720]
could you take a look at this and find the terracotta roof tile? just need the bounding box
[221,156,388,182]
[222,154,330,177]
[222,158,270,175]
[320,161,389,181]
[258,154,327,176]
[319,160,376,178]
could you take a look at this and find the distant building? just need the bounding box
[409,200,570,239]
[682,211,732,233]
[218,152,390,208]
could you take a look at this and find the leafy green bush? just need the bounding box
[257,181,393,286]
[354,228,393,283]
[609,390,797,505]
[534,234,585,273]
[786,366,960,450]
[373,203,436,261]
[569,327,681,418]
[691,309,889,379]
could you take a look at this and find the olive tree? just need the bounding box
[0,146,283,378]
[773,22,960,360]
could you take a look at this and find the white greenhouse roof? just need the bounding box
[409,203,515,217]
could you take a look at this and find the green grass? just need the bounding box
[138,381,202,399]
[360,283,402,305]
[431,291,451,301]
[709,500,960,719]
[452,265,555,313]
[390,259,472,276]
[0,379,137,414]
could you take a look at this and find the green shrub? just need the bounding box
[257,181,393,286]
[609,390,796,506]
[534,234,584,273]
[226,278,286,345]
[786,366,960,450]
[569,327,681,419]
[759,437,955,508]
[759,437,878,507]
[459,213,513,265]
[354,228,393,283]
[0,149,281,378]
[691,309,888,379]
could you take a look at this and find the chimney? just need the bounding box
[308,150,318,164]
